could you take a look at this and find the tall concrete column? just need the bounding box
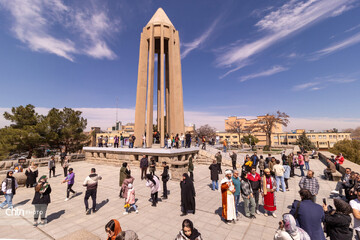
[160,24,165,148]
[134,32,149,148]
[146,25,155,148]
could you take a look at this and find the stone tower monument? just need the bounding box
[134,8,185,148]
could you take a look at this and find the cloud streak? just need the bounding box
[181,17,220,59]
[0,0,118,61]
[293,76,356,91]
[217,0,356,77]
[239,65,288,82]
[313,32,360,59]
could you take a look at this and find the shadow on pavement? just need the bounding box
[96,199,109,211]
[14,199,30,207]
[47,210,65,223]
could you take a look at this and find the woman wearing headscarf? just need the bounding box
[180,173,196,216]
[323,198,353,240]
[274,213,310,240]
[32,175,51,226]
[0,170,18,209]
[119,162,131,198]
[105,219,138,240]
[25,162,38,188]
[175,219,202,240]
[121,174,135,202]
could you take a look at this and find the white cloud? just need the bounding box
[313,32,360,59]
[345,23,360,33]
[217,0,356,76]
[239,65,288,82]
[292,82,320,91]
[292,77,357,91]
[1,107,359,132]
[181,17,220,59]
[0,0,118,61]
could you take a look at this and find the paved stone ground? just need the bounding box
[0,155,351,240]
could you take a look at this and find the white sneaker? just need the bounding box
[256,210,260,215]
[272,213,277,218]
[64,198,69,201]
[135,210,139,214]
[331,190,339,194]
[264,213,268,217]
[123,212,128,215]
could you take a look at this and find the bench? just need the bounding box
[331,171,342,181]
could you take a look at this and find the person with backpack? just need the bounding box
[32,175,51,226]
[83,168,102,215]
[0,170,18,209]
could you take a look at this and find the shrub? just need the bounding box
[330,140,360,164]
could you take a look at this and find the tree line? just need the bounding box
[0,105,89,160]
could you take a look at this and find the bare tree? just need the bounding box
[250,111,290,148]
[196,124,216,139]
[352,127,360,140]
[226,121,244,148]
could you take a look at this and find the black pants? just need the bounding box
[67,184,75,198]
[114,143,119,148]
[84,189,97,211]
[162,180,168,198]
[356,230,360,240]
[190,172,194,181]
[260,169,264,176]
[49,167,55,178]
[151,192,158,206]
[285,178,289,189]
[202,143,206,150]
[253,190,260,210]
[141,167,147,180]
[63,167,68,177]
[217,163,222,174]
[232,161,237,170]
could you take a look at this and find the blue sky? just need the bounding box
[0,0,360,131]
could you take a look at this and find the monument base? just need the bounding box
[82,147,199,180]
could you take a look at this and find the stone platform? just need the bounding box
[83,147,200,180]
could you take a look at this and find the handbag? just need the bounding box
[124,203,130,208]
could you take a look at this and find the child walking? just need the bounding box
[123,183,138,214]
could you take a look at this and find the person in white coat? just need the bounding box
[145,174,160,207]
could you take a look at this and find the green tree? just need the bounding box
[2,105,45,158]
[295,132,316,151]
[330,139,360,164]
[241,134,259,150]
[44,107,89,153]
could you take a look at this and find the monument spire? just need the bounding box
[146,8,173,26]
[134,8,185,148]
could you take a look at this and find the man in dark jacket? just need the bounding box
[246,167,262,215]
[140,155,148,180]
[230,151,237,170]
[290,189,326,240]
[185,133,191,148]
[250,152,259,169]
[209,160,219,190]
[160,162,169,199]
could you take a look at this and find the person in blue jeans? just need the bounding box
[232,170,241,218]
[209,160,219,190]
[273,160,286,192]
[0,170,18,209]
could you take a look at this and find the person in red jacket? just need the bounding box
[335,153,345,171]
[247,167,262,215]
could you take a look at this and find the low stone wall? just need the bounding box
[319,151,360,175]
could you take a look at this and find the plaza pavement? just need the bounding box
[0,155,347,240]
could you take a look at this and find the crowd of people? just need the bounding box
[1,146,358,240]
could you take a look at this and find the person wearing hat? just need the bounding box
[262,168,277,217]
[221,169,236,223]
[32,175,51,226]
[62,168,76,201]
[83,168,102,215]
[0,170,18,209]
[323,198,352,240]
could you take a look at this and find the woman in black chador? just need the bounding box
[180,173,196,216]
